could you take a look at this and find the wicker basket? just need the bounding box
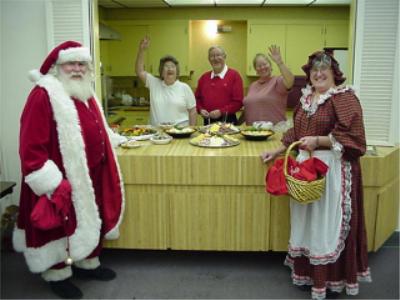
[284,141,326,204]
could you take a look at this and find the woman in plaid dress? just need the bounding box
[260,51,371,299]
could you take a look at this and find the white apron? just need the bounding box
[288,149,352,265]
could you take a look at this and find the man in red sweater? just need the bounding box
[195,46,244,125]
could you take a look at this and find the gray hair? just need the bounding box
[208,46,227,58]
[158,55,180,79]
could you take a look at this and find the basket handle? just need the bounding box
[283,141,309,177]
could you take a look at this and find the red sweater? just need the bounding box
[195,68,244,114]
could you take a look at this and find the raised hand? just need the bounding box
[139,36,150,51]
[268,45,283,65]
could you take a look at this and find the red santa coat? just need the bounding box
[13,74,125,273]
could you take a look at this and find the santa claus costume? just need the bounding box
[13,41,126,287]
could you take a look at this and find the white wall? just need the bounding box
[0,0,48,212]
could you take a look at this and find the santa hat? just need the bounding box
[28,41,92,82]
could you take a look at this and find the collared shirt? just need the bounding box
[210,64,228,79]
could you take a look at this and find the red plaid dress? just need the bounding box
[281,86,371,299]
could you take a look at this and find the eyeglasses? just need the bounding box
[209,53,225,59]
[163,63,176,70]
[311,54,331,71]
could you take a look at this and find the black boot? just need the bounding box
[326,289,341,299]
[73,266,116,281]
[297,285,312,291]
[49,278,83,299]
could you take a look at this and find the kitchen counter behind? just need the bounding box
[107,134,399,252]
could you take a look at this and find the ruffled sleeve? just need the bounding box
[331,91,366,160]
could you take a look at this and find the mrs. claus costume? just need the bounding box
[13,41,125,280]
[281,51,371,299]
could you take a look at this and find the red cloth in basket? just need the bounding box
[266,156,328,196]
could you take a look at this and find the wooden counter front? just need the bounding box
[105,134,399,252]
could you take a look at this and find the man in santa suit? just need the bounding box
[13,41,126,299]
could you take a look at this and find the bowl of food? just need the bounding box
[120,140,141,149]
[165,126,196,138]
[159,122,175,130]
[150,133,173,145]
[240,127,274,141]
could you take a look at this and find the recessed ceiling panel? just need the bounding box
[165,0,215,6]
[98,0,125,8]
[264,0,312,5]
[116,0,168,8]
[216,0,263,5]
[312,0,351,5]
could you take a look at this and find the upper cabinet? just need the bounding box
[148,21,189,76]
[101,24,147,76]
[247,24,286,77]
[325,24,349,48]
[247,21,349,76]
[100,20,189,77]
[285,24,325,75]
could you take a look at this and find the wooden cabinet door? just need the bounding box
[286,25,325,75]
[247,24,286,76]
[148,21,189,76]
[325,24,349,48]
[105,24,148,76]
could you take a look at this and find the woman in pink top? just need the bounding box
[239,45,294,125]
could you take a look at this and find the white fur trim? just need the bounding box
[16,79,124,273]
[28,69,43,83]
[42,266,72,282]
[94,95,125,238]
[24,160,62,196]
[13,228,71,273]
[104,227,120,240]
[57,47,92,64]
[12,227,27,252]
[108,128,128,148]
[16,75,102,273]
[74,257,100,270]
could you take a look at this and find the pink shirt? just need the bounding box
[243,76,289,125]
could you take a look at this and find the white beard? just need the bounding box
[57,70,94,101]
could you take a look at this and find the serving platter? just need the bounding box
[199,122,240,135]
[190,134,240,148]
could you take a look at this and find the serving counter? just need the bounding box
[104,133,399,252]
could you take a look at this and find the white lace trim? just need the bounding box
[300,85,354,116]
[328,133,343,158]
[284,257,372,299]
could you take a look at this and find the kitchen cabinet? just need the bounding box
[246,21,349,76]
[246,24,286,76]
[286,24,325,75]
[101,24,148,76]
[148,21,190,76]
[108,108,149,128]
[325,24,349,48]
[100,20,189,77]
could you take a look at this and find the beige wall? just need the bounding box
[189,20,249,88]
